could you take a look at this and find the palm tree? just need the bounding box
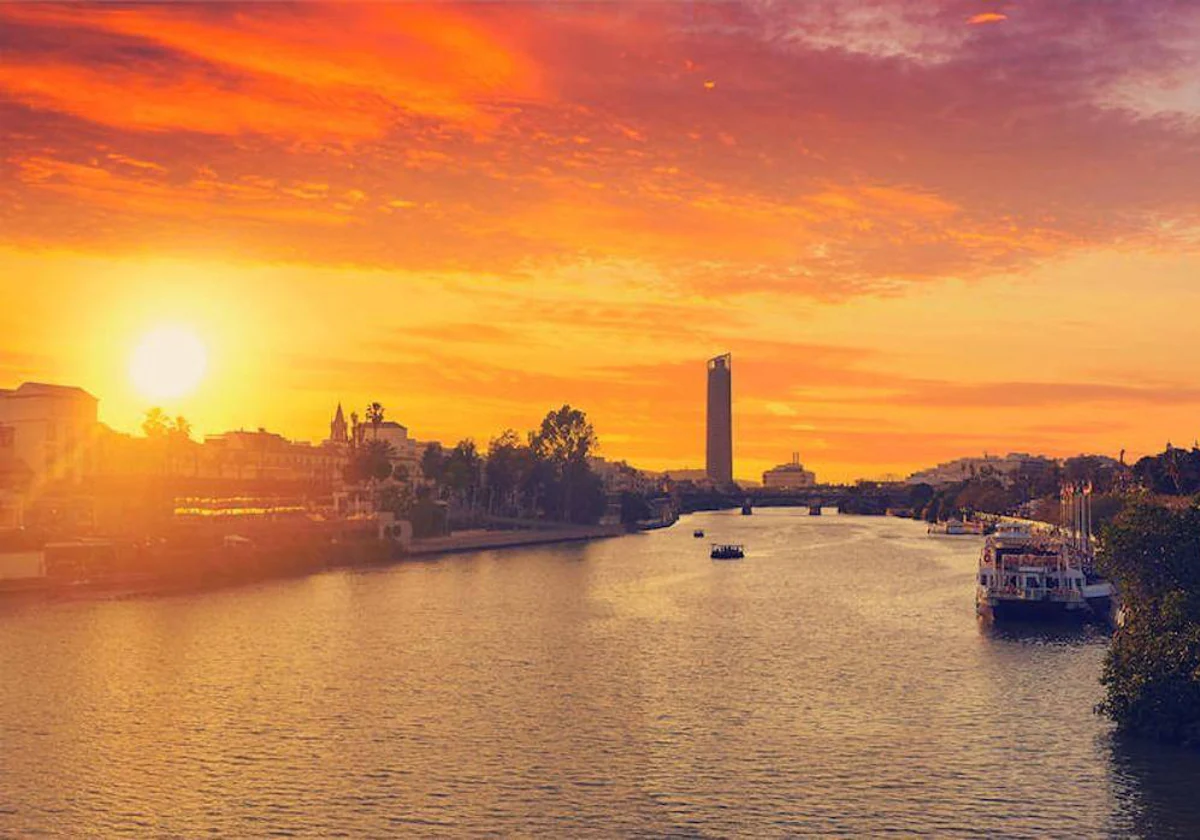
[366,402,385,441]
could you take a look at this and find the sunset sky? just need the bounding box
[4,1,1200,481]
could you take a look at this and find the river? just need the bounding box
[3,510,1200,837]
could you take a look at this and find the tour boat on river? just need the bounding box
[977,484,1116,622]
[976,521,1114,622]
[711,543,744,560]
[976,523,1089,620]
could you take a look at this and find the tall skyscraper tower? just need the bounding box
[706,353,733,484]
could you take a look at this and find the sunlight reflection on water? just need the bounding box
[2,511,1199,836]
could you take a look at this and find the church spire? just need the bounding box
[330,402,348,443]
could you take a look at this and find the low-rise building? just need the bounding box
[200,429,346,484]
[762,453,817,489]
[0,382,99,486]
[906,453,1054,487]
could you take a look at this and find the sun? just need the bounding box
[129,326,208,401]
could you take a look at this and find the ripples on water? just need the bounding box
[3,511,1200,837]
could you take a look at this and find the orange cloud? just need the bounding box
[0,60,390,140]
[5,0,1200,482]
[968,13,1008,25]
[15,157,351,226]
[0,4,544,140]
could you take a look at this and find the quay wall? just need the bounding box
[408,524,625,557]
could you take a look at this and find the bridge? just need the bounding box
[678,483,916,516]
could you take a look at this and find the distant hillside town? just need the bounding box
[904,452,1122,488]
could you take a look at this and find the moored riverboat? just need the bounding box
[928,519,985,536]
[976,522,1092,621]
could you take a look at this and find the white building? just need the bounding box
[906,453,1052,487]
[0,382,99,487]
[762,453,817,489]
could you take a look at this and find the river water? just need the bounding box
[3,510,1200,837]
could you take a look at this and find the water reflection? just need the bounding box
[978,617,1111,646]
[1,513,1197,836]
[1108,733,1200,838]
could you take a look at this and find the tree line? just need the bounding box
[910,455,1131,523]
[347,403,610,530]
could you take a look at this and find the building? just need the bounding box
[657,468,713,486]
[762,453,817,489]
[329,403,349,444]
[0,382,99,487]
[200,429,347,484]
[906,453,1055,487]
[351,420,421,483]
[706,353,733,485]
[589,456,656,494]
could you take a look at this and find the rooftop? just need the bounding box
[0,382,97,401]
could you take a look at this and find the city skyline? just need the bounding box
[7,2,1200,481]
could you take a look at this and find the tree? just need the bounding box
[172,416,192,441]
[530,405,600,522]
[1097,500,1200,745]
[141,408,193,476]
[619,491,652,525]
[365,402,385,440]
[1012,458,1062,501]
[141,407,171,439]
[486,429,530,515]
[530,404,596,466]
[955,477,1017,517]
[1133,448,1200,495]
[1063,455,1121,494]
[376,482,413,518]
[908,483,935,517]
[421,443,446,487]
[444,439,483,501]
[344,439,394,485]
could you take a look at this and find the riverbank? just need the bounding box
[408,523,626,556]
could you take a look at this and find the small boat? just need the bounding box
[711,543,744,560]
[693,529,705,538]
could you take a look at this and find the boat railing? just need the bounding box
[986,584,1085,602]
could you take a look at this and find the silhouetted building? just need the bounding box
[706,353,733,484]
[0,382,99,486]
[360,420,420,482]
[329,403,348,444]
[763,453,817,489]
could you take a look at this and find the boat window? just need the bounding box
[979,574,988,585]
[1026,576,1040,588]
